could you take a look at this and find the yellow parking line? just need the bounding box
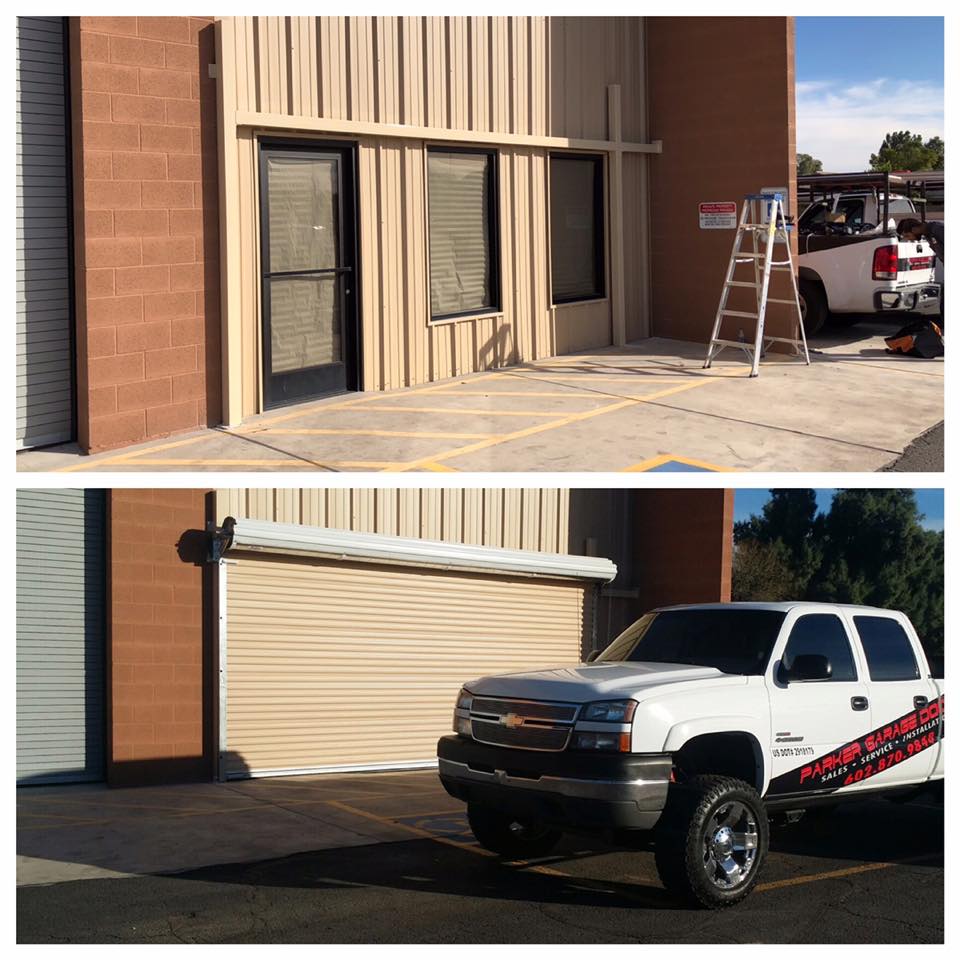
[391,379,717,472]
[120,459,400,469]
[250,428,499,440]
[56,433,211,472]
[755,862,894,892]
[420,462,459,472]
[232,373,504,433]
[357,405,569,419]
[325,799,495,858]
[435,389,615,399]
[501,374,693,383]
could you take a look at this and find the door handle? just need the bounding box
[850,696,869,711]
[914,695,928,709]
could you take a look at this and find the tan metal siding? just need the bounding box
[225,553,587,774]
[216,487,570,552]
[218,16,652,420]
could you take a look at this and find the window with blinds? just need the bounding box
[428,149,499,320]
[550,154,605,303]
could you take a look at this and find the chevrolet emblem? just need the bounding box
[501,713,525,729]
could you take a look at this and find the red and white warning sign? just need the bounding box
[699,201,738,229]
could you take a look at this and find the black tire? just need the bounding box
[654,775,769,909]
[798,277,828,336]
[466,802,562,859]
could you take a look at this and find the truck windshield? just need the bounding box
[596,609,787,675]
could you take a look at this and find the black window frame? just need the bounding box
[426,145,501,323]
[549,152,606,305]
[854,616,921,682]
[780,613,859,683]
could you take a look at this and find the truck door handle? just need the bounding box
[850,696,869,711]
[914,695,928,709]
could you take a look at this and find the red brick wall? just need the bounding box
[70,17,220,453]
[107,488,212,785]
[635,489,734,611]
[647,18,797,344]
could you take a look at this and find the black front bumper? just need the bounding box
[437,735,671,833]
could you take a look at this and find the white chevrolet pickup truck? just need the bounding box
[438,602,944,908]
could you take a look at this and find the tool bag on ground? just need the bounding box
[884,318,944,358]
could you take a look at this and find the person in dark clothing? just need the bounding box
[899,218,945,322]
[900,217,944,263]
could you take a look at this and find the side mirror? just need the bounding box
[586,649,600,663]
[780,653,832,683]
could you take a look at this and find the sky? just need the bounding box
[795,17,944,171]
[734,489,943,533]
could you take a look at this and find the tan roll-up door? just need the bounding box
[224,553,588,778]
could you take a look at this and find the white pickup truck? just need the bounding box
[438,602,944,908]
[795,174,941,334]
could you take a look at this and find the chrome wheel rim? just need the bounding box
[702,801,759,889]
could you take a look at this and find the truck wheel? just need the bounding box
[467,802,561,859]
[654,775,769,909]
[798,278,828,336]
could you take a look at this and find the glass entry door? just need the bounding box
[260,143,357,408]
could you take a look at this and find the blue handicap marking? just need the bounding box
[399,812,473,842]
[646,460,716,472]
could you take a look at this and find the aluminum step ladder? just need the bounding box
[703,193,810,377]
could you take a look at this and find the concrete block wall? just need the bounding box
[647,17,797,344]
[634,489,734,612]
[70,17,220,453]
[107,488,211,785]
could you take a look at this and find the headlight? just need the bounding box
[456,688,473,711]
[581,700,637,723]
[453,714,471,736]
[572,731,631,752]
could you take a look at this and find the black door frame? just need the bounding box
[258,138,361,409]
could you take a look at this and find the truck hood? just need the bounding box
[466,661,744,703]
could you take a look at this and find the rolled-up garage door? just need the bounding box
[223,552,594,778]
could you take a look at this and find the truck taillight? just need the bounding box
[872,245,899,281]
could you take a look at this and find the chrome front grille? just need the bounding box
[468,696,579,752]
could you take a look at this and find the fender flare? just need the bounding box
[662,718,769,794]
[797,265,825,289]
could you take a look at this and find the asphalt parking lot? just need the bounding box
[17,771,943,943]
[19,323,943,473]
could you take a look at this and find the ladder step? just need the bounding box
[709,338,757,350]
[726,280,761,288]
[770,260,792,266]
[721,310,759,319]
[766,298,799,305]
[735,253,766,259]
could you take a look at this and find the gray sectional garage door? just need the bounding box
[16,17,74,449]
[17,489,106,784]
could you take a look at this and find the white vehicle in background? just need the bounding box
[438,602,945,908]
[795,173,941,335]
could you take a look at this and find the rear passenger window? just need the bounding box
[854,617,920,681]
[782,614,857,681]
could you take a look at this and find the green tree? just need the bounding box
[733,489,823,593]
[797,153,823,176]
[924,136,945,170]
[731,540,796,601]
[869,130,944,171]
[732,489,943,659]
[808,490,943,656]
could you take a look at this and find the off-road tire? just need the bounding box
[467,802,562,859]
[798,277,828,336]
[654,775,769,909]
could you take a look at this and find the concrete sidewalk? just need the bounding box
[17,770,463,886]
[18,323,943,473]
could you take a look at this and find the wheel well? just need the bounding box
[797,267,825,292]
[673,733,764,792]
